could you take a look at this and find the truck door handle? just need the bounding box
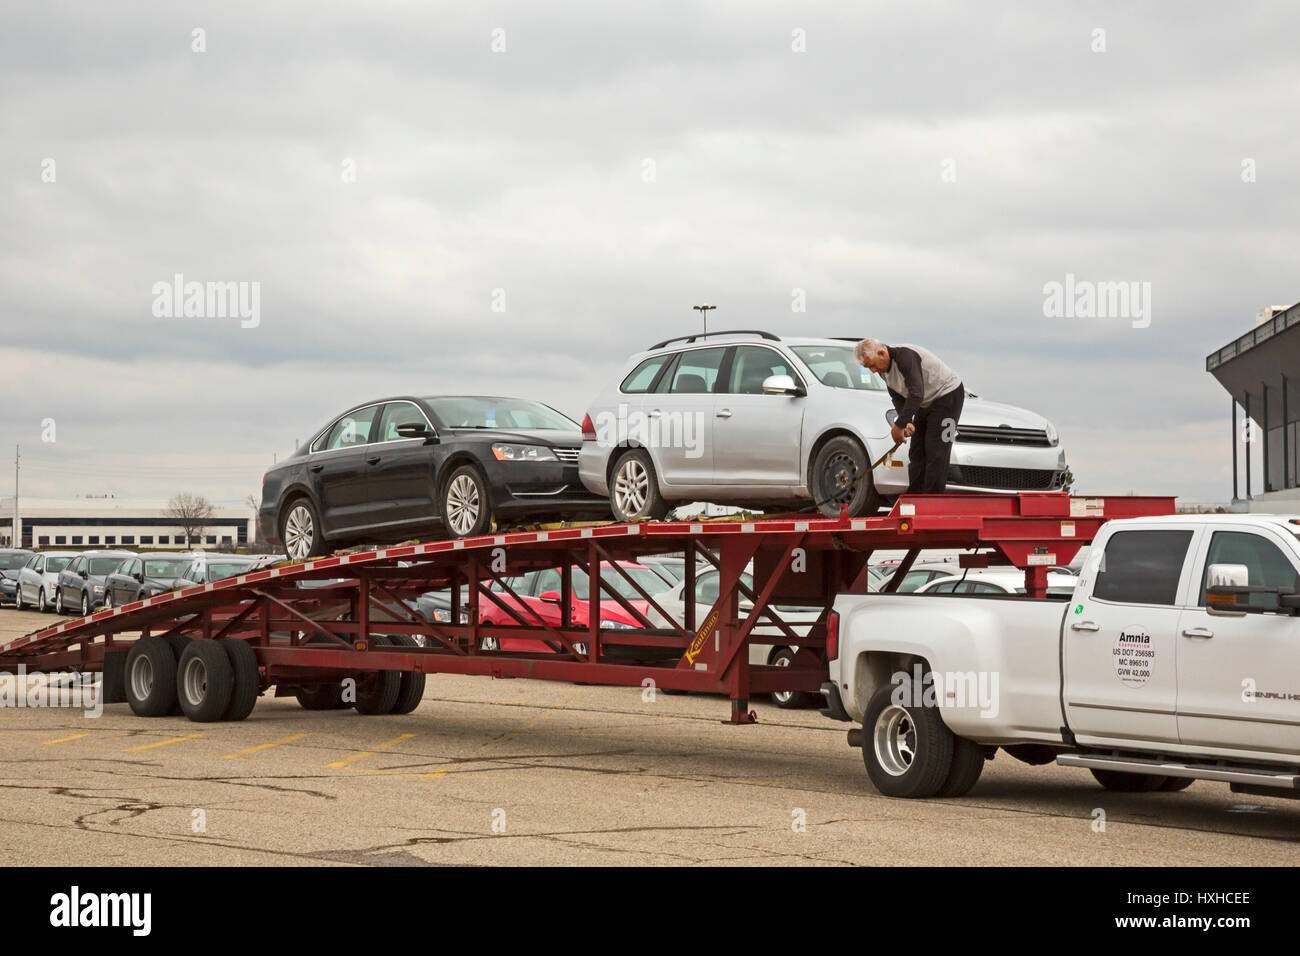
[366,456,381,465]
[716,409,732,418]
[1181,627,1214,639]
[309,464,324,474]
[1070,621,1100,632]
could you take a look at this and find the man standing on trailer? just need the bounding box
[855,338,965,494]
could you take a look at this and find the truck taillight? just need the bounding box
[826,609,839,660]
[581,413,596,442]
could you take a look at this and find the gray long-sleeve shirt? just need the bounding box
[883,344,962,428]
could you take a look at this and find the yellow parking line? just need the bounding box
[220,734,306,759]
[123,734,202,752]
[40,733,89,745]
[327,733,416,769]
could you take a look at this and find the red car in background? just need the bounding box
[478,561,671,653]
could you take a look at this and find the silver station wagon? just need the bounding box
[578,331,1068,522]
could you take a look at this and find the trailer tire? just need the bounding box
[296,683,345,710]
[387,634,426,715]
[861,679,954,798]
[164,635,191,715]
[937,736,987,797]
[125,636,180,718]
[1089,768,1169,792]
[177,638,235,723]
[354,635,401,715]
[222,639,260,721]
[768,648,812,709]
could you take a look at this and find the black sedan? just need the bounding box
[103,553,195,606]
[0,549,33,605]
[259,395,611,561]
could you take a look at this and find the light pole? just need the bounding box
[692,303,716,335]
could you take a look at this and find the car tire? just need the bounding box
[222,639,260,721]
[81,592,90,617]
[768,648,812,709]
[1089,769,1170,792]
[442,465,492,538]
[812,436,883,518]
[38,589,49,613]
[14,586,24,611]
[861,677,955,798]
[296,683,346,710]
[177,638,235,723]
[55,589,65,614]
[388,634,426,715]
[280,496,328,563]
[354,635,402,715]
[937,736,988,797]
[609,448,669,523]
[125,636,180,718]
[104,591,113,609]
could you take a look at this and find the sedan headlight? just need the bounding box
[599,619,632,630]
[1044,420,1059,446]
[92,586,103,594]
[430,607,449,622]
[491,444,557,462]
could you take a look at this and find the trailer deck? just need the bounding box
[0,493,1174,723]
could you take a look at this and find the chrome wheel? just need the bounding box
[38,590,47,613]
[81,593,89,616]
[182,656,209,708]
[772,653,793,705]
[873,704,918,777]
[129,654,154,702]
[284,503,314,561]
[613,457,649,517]
[446,474,481,536]
[104,591,113,609]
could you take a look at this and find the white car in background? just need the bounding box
[645,565,825,708]
[15,551,78,613]
[579,332,1068,523]
[915,568,1079,597]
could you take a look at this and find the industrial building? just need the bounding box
[0,497,253,550]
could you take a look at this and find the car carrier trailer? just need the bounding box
[0,493,1173,726]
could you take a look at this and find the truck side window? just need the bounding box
[1198,531,1300,609]
[1093,530,1192,606]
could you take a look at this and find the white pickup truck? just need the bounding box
[822,513,1300,799]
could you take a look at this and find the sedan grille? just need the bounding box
[950,465,1059,491]
[955,425,1052,447]
[553,448,580,464]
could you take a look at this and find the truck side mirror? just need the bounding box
[1205,563,1289,616]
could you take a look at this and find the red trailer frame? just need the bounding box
[0,493,1173,723]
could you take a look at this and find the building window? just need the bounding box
[122,536,135,545]
[89,536,100,545]
[221,536,232,545]
[206,536,217,545]
[105,536,116,545]
[71,536,83,545]
[141,536,154,545]
[158,536,169,545]
[55,536,66,545]
[38,536,50,546]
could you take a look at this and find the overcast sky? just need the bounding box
[2,0,1297,507]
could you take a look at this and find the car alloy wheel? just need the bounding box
[613,456,649,516]
[81,592,89,616]
[445,474,481,536]
[873,704,918,777]
[104,591,113,609]
[38,590,47,613]
[284,503,315,561]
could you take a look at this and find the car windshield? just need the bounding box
[573,566,670,601]
[89,558,125,575]
[143,559,189,578]
[0,554,29,570]
[45,557,72,573]
[424,397,577,431]
[791,345,886,391]
[650,561,685,582]
[207,562,254,581]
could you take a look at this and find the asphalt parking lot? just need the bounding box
[1,607,1298,866]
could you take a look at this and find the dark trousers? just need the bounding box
[907,383,965,494]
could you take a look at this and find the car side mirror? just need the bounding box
[80,570,88,579]
[540,590,561,604]
[762,374,804,397]
[396,422,438,444]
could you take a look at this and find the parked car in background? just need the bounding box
[176,552,272,586]
[579,332,1067,522]
[638,554,711,586]
[0,549,34,605]
[878,561,962,593]
[16,551,78,613]
[55,550,135,615]
[645,565,824,707]
[260,395,612,562]
[478,561,671,653]
[409,587,470,625]
[915,568,1078,597]
[103,553,196,606]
